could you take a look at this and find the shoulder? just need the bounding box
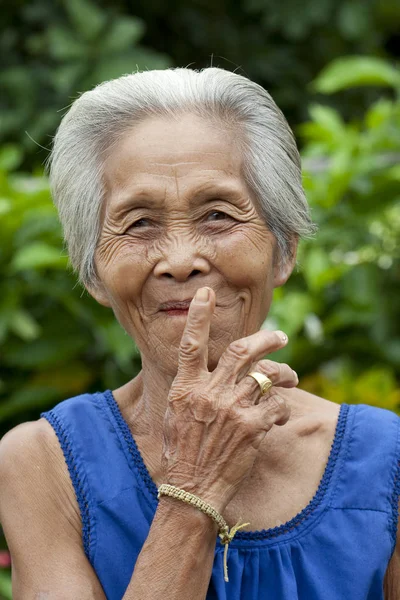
[282,387,342,438]
[0,418,64,475]
[0,418,80,530]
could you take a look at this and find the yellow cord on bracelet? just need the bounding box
[218,520,251,582]
[157,483,250,582]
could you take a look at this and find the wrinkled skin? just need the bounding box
[93,113,295,374]
[89,112,299,510]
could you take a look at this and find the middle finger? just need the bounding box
[236,360,298,404]
[214,330,288,385]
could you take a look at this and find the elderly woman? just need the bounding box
[0,67,399,600]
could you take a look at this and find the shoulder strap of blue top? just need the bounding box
[328,403,400,551]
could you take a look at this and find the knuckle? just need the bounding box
[266,393,287,413]
[263,360,281,381]
[191,393,216,422]
[227,340,250,361]
[234,410,256,438]
[269,394,291,425]
[179,334,201,356]
[281,363,293,377]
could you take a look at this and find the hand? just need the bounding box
[161,286,296,513]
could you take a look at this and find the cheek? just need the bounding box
[97,242,148,308]
[216,230,274,288]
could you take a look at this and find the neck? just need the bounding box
[114,357,178,441]
[114,358,318,463]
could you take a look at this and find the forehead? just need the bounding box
[103,113,247,202]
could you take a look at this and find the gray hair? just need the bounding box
[46,67,316,287]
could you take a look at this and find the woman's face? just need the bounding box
[93,113,295,373]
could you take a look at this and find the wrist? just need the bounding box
[157,494,219,536]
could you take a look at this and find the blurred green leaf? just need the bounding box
[269,291,315,337]
[47,26,87,60]
[0,198,11,216]
[63,0,107,41]
[87,49,172,87]
[3,341,79,370]
[100,17,146,54]
[303,247,346,291]
[313,56,400,93]
[365,99,394,129]
[0,387,61,423]
[308,104,346,139]
[10,242,68,271]
[9,309,41,341]
[0,144,23,171]
[0,570,12,600]
[96,320,139,370]
[51,63,86,93]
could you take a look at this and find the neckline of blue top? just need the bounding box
[104,389,351,546]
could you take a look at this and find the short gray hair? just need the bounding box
[46,67,316,287]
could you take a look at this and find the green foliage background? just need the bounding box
[1,0,400,595]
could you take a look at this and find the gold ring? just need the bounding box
[247,372,273,396]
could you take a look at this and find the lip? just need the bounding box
[160,299,193,311]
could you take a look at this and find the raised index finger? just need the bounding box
[177,286,215,377]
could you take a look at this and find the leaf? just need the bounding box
[9,309,41,341]
[337,1,371,41]
[386,164,400,181]
[0,570,12,600]
[86,48,172,88]
[2,335,88,368]
[365,99,394,130]
[51,63,86,93]
[0,144,24,171]
[47,25,87,60]
[0,387,60,423]
[308,104,345,139]
[312,56,400,93]
[100,16,145,54]
[303,247,335,291]
[10,242,68,271]
[0,197,11,216]
[96,320,138,369]
[63,0,107,41]
[30,363,94,395]
[268,291,315,337]
[352,368,400,410]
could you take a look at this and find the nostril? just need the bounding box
[190,269,202,277]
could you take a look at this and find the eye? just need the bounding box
[127,218,150,230]
[206,210,231,221]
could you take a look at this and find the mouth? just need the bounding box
[162,307,190,317]
[159,298,192,316]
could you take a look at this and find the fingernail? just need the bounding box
[195,287,209,303]
[276,331,288,344]
[292,369,298,382]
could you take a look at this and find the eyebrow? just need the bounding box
[110,180,246,216]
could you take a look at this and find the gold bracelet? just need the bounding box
[157,483,250,582]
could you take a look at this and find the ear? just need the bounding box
[86,280,112,308]
[273,236,298,288]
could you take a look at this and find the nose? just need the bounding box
[153,237,211,282]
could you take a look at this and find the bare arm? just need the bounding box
[123,496,218,599]
[0,421,217,600]
[383,499,400,600]
[0,420,107,599]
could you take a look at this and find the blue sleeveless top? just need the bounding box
[40,391,400,599]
